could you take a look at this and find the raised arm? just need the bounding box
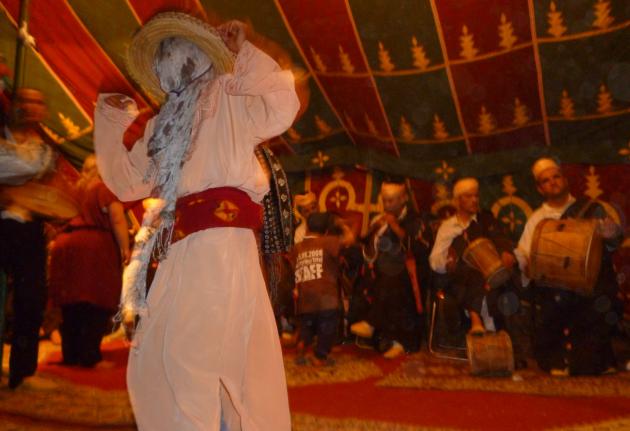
[220,22,299,145]
[94,94,154,202]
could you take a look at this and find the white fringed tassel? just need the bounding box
[114,198,166,323]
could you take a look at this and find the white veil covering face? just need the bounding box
[121,37,215,317]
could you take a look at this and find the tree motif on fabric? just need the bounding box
[584,165,603,200]
[512,98,530,126]
[411,36,430,70]
[39,123,64,144]
[597,84,613,114]
[315,115,332,135]
[433,114,449,140]
[459,25,479,59]
[286,127,301,142]
[338,45,355,74]
[399,116,415,141]
[310,46,327,73]
[364,114,378,135]
[477,106,497,134]
[547,2,568,38]
[434,160,455,181]
[58,113,81,139]
[378,42,395,72]
[498,14,518,50]
[593,0,614,29]
[559,90,575,118]
[311,150,330,168]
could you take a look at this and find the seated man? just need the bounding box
[429,177,516,335]
[350,180,432,358]
[515,158,622,376]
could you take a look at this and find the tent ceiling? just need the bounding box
[0,0,629,178]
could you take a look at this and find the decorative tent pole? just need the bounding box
[11,0,31,96]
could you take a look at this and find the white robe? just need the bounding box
[94,41,299,431]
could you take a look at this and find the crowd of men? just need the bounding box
[288,159,624,376]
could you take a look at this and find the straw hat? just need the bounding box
[126,12,234,99]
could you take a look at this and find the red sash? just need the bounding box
[171,187,263,244]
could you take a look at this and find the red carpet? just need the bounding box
[38,340,128,391]
[14,341,630,430]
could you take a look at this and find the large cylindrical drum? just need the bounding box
[466,330,514,376]
[529,218,602,296]
[0,181,78,219]
[462,237,511,289]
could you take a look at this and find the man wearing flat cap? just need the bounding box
[350,180,432,359]
[515,158,622,376]
[430,177,517,336]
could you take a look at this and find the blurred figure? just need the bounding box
[48,154,130,367]
[0,88,54,389]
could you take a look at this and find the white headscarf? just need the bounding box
[121,37,215,316]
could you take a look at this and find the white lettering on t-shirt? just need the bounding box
[294,248,324,283]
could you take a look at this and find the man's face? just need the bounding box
[536,167,569,201]
[457,189,479,216]
[13,89,47,125]
[382,191,407,216]
[298,201,317,220]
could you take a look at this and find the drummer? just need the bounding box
[0,88,54,389]
[515,157,622,376]
[430,178,517,336]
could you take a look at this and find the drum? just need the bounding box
[529,218,602,296]
[466,330,514,376]
[462,237,511,289]
[0,181,78,219]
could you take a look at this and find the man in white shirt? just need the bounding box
[516,158,622,376]
[430,178,516,335]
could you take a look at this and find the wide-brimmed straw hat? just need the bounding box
[127,12,234,99]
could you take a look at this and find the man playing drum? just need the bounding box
[430,178,520,340]
[515,157,622,376]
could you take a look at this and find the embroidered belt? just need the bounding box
[171,187,263,244]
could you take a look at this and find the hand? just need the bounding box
[501,251,516,270]
[597,217,620,239]
[104,94,133,110]
[122,309,137,342]
[121,247,131,266]
[382,213,398,226]
[218,20,247,53]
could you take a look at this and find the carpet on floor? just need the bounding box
[378,351,630,397]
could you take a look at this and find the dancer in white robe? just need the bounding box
[93,13,298,431]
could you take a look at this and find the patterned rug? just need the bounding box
[0,374,133,426]
[284,353,383,387]
[291,414,630,431]
[378,351,630,397]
